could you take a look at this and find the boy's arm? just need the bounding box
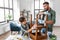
[27,24,37,32]
[21,23,37,33]
[27,28,33,32]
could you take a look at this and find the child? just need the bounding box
[19,17,37,39]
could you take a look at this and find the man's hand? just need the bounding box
[39,12,44,15]
[45,20,54,24]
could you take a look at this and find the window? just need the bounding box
[40,0,44,9]
[5,0,8,7]
[34,0,45,19]
[35,0,39,9]
[5,9,9,20]
[0,0,4,7]
[0,0,13,22]
[9,0,13,8]
[0,9,4,22]
[10,10,13,20]
[34,0,51,19]
[35,0,45,9]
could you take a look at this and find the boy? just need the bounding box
[19,17,37,39]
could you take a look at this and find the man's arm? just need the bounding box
[51,11,56,24]
[45,11,56,24]
[45,20,54,24]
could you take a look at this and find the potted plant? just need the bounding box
[7,14,12,23]
[50,34,57,40]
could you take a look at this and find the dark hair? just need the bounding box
[19,17,25,22]
[43,2,49,5]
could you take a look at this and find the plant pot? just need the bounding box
[7,20,10,23]
[50,35,57,40]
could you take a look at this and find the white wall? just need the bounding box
[20,0,32,11]
[20,0,34,20]
[13,0,20,21]
[52,0,60,26]
[0,23,10,35]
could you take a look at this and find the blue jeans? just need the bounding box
[41,28,52,37]
[41,28,46,33]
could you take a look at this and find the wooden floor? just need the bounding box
[0,26,60,40]
[0,31,10,40]
[53,26,60,40]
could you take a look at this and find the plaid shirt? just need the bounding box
[43,8,56,32]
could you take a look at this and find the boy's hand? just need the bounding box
[27,24,37,32]
[31,24,37,30]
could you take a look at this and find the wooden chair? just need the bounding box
[30,14,48,40]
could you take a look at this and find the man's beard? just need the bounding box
[44,9,48,11]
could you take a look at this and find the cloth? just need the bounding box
[43,8,56,32]
[20,24,30,38]
[38,19,45,24]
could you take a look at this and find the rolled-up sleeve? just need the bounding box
[52,11,56,24]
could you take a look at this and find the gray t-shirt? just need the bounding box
[20,24,30,39]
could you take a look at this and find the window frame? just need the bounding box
[0,0,14,23]
[34,0,45,19]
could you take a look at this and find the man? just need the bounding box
[39,2,56,37]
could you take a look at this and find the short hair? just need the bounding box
[19,17,25,22]
[43,2,49,5]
